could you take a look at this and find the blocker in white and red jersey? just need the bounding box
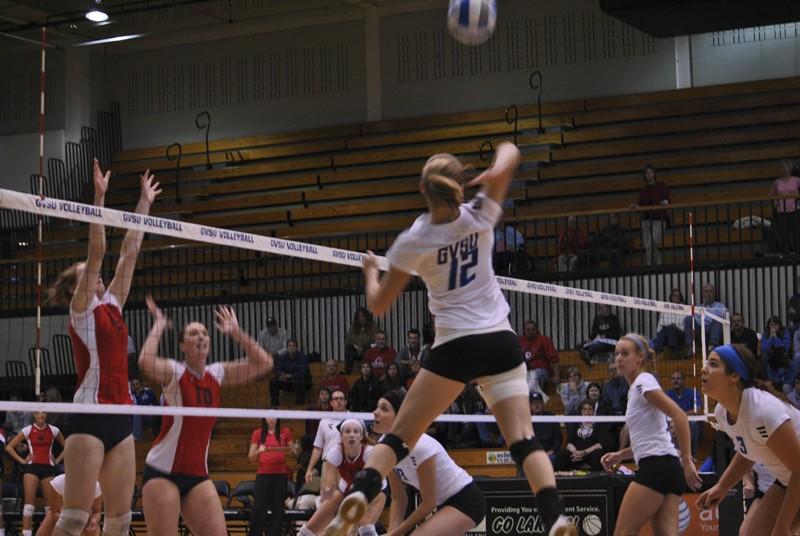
[22,423,59,465]
[146,360,224,477]
[69,291,132,405]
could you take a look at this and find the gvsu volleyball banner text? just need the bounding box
[467,476,742,536]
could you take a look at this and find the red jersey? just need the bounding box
[327,444,372,494]
[519,334,558,373]
[22,424,59,465]
[250,427,293,475]
[363,346,397,379]
[320,375,350,395]
[70,292,132,405]
[146,361,224,476]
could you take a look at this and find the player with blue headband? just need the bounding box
[698,343,800,535]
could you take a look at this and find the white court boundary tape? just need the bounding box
[0,400,710,423]
[0,188,727,322]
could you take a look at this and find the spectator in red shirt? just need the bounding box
[630,164,671,266]
[557,216,588,272]
[248,418,297,536]
[320,360,350,396]
[362,330,397,380]
[519,320,559,391]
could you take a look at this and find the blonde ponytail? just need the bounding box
[421,154,468,211]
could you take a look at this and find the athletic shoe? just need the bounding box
[548,515,578,536]
[322,491,367,536]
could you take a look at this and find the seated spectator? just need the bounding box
[257,316,288,356]
[349,362,379,412]
[363,330,397,381]
[787,275,800,336]
[586,382,612,416]
[494,223,527,275]
[788,374,800,409]
[379,362,405,396]
[554,400,607,472]
[319,360,350,396]
[580,213,626,269]
[665,371,703,456]
[652,288,689,358]
[520,320,559,392]
[405,360,421,389]
[630,164,670,266]
[580,304,623,363]
[601,361,628,416]
[396,328,423,374]
[131,377,160,441]
[684,283,727,350]
[730,312,759,357]
[530,392,562,465]
[762,316,796,394]
[343,307,377,374]
[557,216,587,272]
[303,389,332,441]
[560,367,588,415]
[768,158,800,256]
[269,338,312,406]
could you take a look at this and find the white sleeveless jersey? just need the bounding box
[50,474,102,499]
[386,193,509,331]
[715,387,800,486]
[626,372,678,464]
[392,433,473,506]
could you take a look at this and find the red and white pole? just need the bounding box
[34,26,47,397]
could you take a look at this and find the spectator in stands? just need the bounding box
[580,213,627,269]
[131,377,160,441]
[6,394,30,435]
[304,389,332,442]
[768,158,800,255]
[520,320,560,392]
[652,288,689,358]
[684,283,727,351]
[494,223,527,275]
[258,316,288,356]
[343,307,377,374]
[379,362,405,396]
[319,360,350,396]
[602,361,628,416]
[269,338,312,406]
[788,374,800,409]
[580,304,623,363]
[248,417,297,536]
[630,164,671,265]
[475,406,504,448]
[586,382,612,417]
[762,315,795,394]
[560,367,588,415]
[530,392,561,464]
[554,400,607,472]
[396,328,423,375]
[349,362,379,412]
[557,216,588,272]
[405,360,421,389]
[362,330,397,381]
[730,312,759,357]
[665,371,703,456]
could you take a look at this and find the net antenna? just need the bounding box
[34,26,47,398]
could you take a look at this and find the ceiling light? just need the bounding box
[85,9,109,22]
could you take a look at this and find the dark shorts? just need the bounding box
[634,455,686,496]
[440,481,486,526]
[423,330,524,384]
[64,413,132,452]
[23,463,56,480]
[142,464,209,498]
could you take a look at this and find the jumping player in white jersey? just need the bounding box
[324,142,576,536]
[376,389,485,536]
[601,334,702,536]
[47,160,160,536]
[697,344,800,535]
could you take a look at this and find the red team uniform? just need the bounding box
[21,423,59,478]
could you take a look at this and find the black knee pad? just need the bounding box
[351,467,383,503]
[378,433,410,464]
[509,436,543,467]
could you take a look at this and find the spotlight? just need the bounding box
[85,1,108,22]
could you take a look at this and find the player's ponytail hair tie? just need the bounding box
[714,344,753,386]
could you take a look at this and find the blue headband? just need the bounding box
[715,345,752,385]
[621,334,645,353]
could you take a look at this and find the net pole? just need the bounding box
[689,211,699,414]
[34,26,47,398]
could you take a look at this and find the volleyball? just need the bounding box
[582,514,603,536]
[447,0,497,46]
